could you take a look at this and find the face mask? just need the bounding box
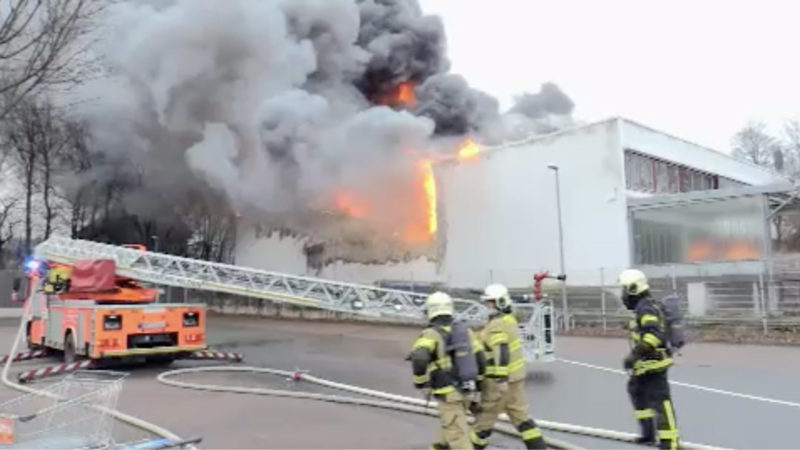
[622,290,637,310]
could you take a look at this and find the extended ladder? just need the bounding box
[33,236,488,323]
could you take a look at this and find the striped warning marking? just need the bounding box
[185,351,243,362]
[0,350,48,364]
[17,360,95,383]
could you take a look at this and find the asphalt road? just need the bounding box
[1,315,799,449]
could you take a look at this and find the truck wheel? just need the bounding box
[63,332,78,364]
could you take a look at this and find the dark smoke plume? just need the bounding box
[413,73,501,137]
[355,0,449,101]
[66,0,576,259]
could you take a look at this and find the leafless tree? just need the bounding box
[57,117,96,237]
[0,0,104,120]
[2,96,68,251]
[182,193,236,262]
[731,121,782,170]
[779,120,800,180]
[0,197,20,268]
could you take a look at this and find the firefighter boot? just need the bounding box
[471,430,491,450]
[517,419,547,449]
[635,413,656,445]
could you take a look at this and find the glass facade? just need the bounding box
[632,196,765,264]
[624,150,746,194]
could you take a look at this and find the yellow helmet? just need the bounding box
[617,269,649,296]
[481,283,512,311]
[425,291,454,320]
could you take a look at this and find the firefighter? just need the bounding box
[471,284,547,450]
[409,291,484,450]
[619,269,680,450]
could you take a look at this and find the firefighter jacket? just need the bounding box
[480,312,525,383]
[410,319,485,400]
[627,295,673,376]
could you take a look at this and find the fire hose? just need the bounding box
[156,366,581,450]
[156,365,726,450]
[1,307,194,449]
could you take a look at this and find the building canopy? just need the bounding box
[628,183,800,265]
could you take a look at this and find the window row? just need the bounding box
[624,150,745,194]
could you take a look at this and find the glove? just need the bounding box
[623,354,635,371]
[469,401,482,415]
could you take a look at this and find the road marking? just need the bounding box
[557,358,800,409]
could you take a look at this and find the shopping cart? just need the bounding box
[0,370,127,449]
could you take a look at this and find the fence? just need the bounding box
[532,260,800,341]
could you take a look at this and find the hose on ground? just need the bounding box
[156,366,581,450]
[157,366,726,450]
[1,306,192,449]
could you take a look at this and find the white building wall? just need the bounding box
[439,119,631,288]
[619,118,783,185]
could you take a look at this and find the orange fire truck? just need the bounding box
[14,255,207,364]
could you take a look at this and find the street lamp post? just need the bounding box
[547,164,569,331]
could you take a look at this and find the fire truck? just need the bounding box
[13,236,556,368]
[14,253,207,364]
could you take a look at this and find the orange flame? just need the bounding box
[420,159,437,235]
[335,191,369,218]
[457,138,480,160]
[379,81,417,108]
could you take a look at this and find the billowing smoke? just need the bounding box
[414,73,501,137]
[503,82,576,140]
[355,0,449,101]
[71,0,575,258]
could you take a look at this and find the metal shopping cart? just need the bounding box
[0,370,127,449]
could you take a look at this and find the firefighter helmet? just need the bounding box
[481,283,512,311]
[425,291,454,320]
[617,269,649,296]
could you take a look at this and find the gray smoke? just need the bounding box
[72,0,575,250]
[510,82,575,118]
[501,82,576,140]
[413,73,501,138]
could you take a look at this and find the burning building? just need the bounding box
[235,117,785,288]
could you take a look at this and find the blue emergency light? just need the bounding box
[23,256,45,275]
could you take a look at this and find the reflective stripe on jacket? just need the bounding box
[628,297,673,376]
[410,325,484,398]
[480,313,525,382]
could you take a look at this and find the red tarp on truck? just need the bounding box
[69,259,117,292]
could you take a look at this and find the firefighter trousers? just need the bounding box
[430,396,474,450]
[471,379,546,449]
[627,370,679,450]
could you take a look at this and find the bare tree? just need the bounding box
[2,96,68,251]
[779,120,800,180]
[731,121,782,169]
[182,193,236,262]
[0,197,19,267]
[56,117,96,237]
[0,0,104,120]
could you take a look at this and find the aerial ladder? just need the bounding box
[30,236,555,364]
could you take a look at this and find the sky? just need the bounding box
[419,0,800,153]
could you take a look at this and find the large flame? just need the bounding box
[379,81,417,108]
[327,134,482,246]
[457,138,480,160]
[420,159,437,235]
